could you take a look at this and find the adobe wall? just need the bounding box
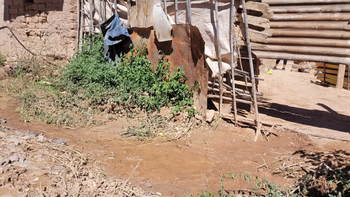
[0,0,78,61]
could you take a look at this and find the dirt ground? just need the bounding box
[259,60,350,143]
[1,62,350,196]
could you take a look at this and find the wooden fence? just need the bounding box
[252,0,350,66]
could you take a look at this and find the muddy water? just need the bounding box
[1,94,347,196]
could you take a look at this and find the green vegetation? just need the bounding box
[189,170,350,197]
[59,35,194,113]
[0,54,5,67]
[5,34,195,129]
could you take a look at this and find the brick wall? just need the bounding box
[0,0,78,61]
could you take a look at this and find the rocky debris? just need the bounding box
[206,109,216,123]
[0,127,155,196]
[53,139,66,145]
[291,62,317,73]
[8,154,19,163]
[0,118,6,124]
[146,182,152,188]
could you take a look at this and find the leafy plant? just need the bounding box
[327,169,350,197]
[58,34,194,114]
[0,54,5,67]
[11,33,195,128]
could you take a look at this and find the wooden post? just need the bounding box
[187,0,191,24]
[143,0,147,27]
[102,0,106,21]
[323,62,326,85]
[242,0,261,142]
[174,0,178,24]
[230,0,238,125]
[114,0,117,14]
[348,65,350,90]
[336,64,346,89]
[136,0,139,27]
[88,0,94,35]
[164,0,167,16]
[215,0,223,115]
[127,0,131,28]
[79,0,84,50]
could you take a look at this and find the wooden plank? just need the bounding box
[317,73,348,82]
[239,1,273,19]
[266,37,350,48]
[251,43,350,56]
[316,68,349,76]
[262,0,350,5]
[272,13,350,21]
[270,4,350,13]
[238,15,270,29]
[272,29,350,39]
[207,94,269,106]
[336,64,346,89]
[236,26,272,44]
[317,76,349,88]
[270,21,350,31]
[252,51,350,65]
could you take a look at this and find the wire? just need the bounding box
[0,26,36,56]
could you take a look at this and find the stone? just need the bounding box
[195,114,203,121]
[0,158,10,165]
[9,154,19,163]
[53,139,66,145]
[17,161,32,168]
[0,118,6,123]
[206,109,216,123]
[53,165,65,170]
[26,130,35,135]
[19,156,26,163]
[0,166,8,174]
[37,136,46,142]
[15,131,22,135]
[14,139,22,146]
[4,127,14,130]
[146,182,152,188]
[9,147,21,153]
[22,135,30,140]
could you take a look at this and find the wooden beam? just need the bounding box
[317,73,348,82]
[266,37,350,48]
[253,51,350,65]
[270,21,350,31]
[272,13,350,21]
[270,4,350,13]
[317,76,349,88]
[238,15,270,29]
[316,68,349,75]
[251,43,350,57]
[336,64,346,89]
[208,81,264,96]
[222,113,278,127]
[239,1,273,19]
[272,29,350,39]
[262,0,350,5]
[207,95,269,106]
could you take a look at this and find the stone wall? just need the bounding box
[0,0,78,61]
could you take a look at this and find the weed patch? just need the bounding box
[6,34,196,137]
[0,54,5,67]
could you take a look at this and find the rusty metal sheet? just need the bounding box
[130,25,208,118]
